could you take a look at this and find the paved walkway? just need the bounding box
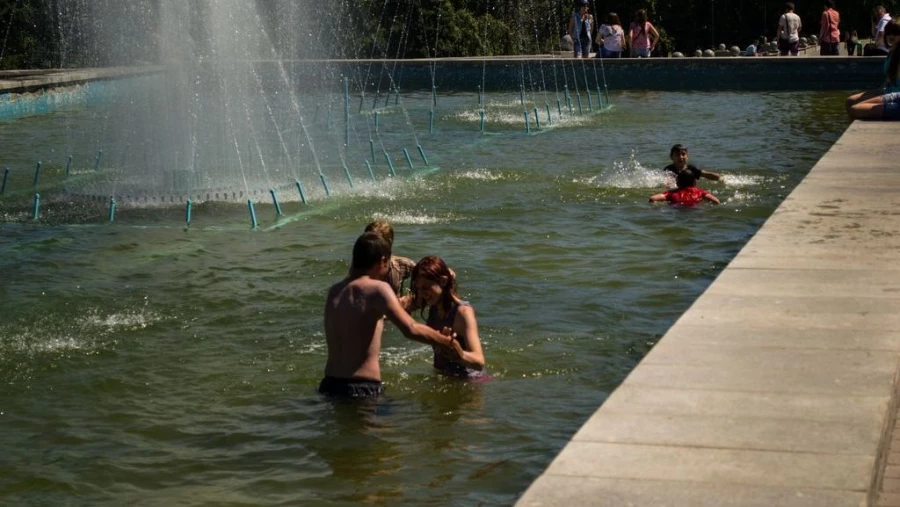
[516,121,900,506]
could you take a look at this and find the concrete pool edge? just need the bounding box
[515,121,900,506]
[0,58,884,95]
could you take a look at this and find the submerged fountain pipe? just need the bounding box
[295,179,307,205]
[385,87,392,107]
[384,152,396,177]
[597,86,604,108]
[576,93,584,115]
[0,167,8,194]
[108,197,116,222]
[32,193,40,220]
[557,98,563,119]
[342,162,354,188]
[94,150,103,171]
[524,112,531,134]
[546,102,553,125]
[358,94,364,114]
[417,145,429,166]
[403,148,414,169]
[269,189,283,216]
[365,160,376,182]
[394,87,401,106]
[32,161,41,187]
[432,85,437,107]
[65,155,73,178]
[480,110,486,133]
[319,173,331,196]
[520,86,526,109]
[372,90,379,110]
[586,89,594,112]
[186,199,192,226]
[370,139,376,164]
[428,110,434,134]
[534,107,540,130]
[374,111,380,132]
[247,200,258,229]
[477,85,483,106]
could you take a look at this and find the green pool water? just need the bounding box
[0,89,848,506]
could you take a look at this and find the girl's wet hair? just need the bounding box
[411,256,458,312]
[676,171,697,189]
[607,12,620,25]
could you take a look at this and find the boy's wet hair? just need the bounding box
[352,232,391,271]
[669,144,688,157]
[364,219,394,246]
[676,170,697,189]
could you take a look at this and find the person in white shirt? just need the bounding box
[776,2,802,56]
[597,12,625,58]
[870,5,893,55]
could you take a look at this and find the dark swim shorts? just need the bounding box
[318,376,385,398]
[884,91,900,120]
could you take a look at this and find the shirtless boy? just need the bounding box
[320,232,462,398]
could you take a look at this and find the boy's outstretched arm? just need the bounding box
[649,192,667,202]
[700,169,722,181]
[704,193,721,205]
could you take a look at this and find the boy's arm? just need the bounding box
[649,192,668,202]
[381,285,454,347]
[703,192,721,205]
[700,169,722,181]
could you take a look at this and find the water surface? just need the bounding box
[0,89,848,506]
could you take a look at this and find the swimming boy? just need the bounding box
[320,232,457,398]
[663,144,722,182]
[364,219,415,296]
[650,170,721,206]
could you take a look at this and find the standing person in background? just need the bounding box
[866,5,893,56]
[567,0,594,58]
[597,12,625,58]
[776,2,803,56]
[819,0,841,55]
[629,9,659,58]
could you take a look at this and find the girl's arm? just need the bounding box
[452,305,485,369]
[649,24,660,51]
[649,192,668,202]
[703,193,721,205]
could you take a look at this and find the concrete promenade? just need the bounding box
[516,121,900,507]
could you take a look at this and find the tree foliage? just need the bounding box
[0,0,898,69]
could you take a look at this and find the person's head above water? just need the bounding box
[411,256,458,310]
[669,143,689,167]
[351,232,391,274]
[364,219,395,247]
[675,170,697,190]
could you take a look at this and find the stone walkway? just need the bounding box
[516,121,900,506]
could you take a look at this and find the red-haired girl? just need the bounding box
[407,256,486,379]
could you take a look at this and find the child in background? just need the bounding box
[664,144,722,182]
[364,219,416,296]
[408,256,486,379]
[650,171,721,206]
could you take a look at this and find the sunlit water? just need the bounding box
[0,89,848,506]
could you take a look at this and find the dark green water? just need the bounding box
[0,90,848,506]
